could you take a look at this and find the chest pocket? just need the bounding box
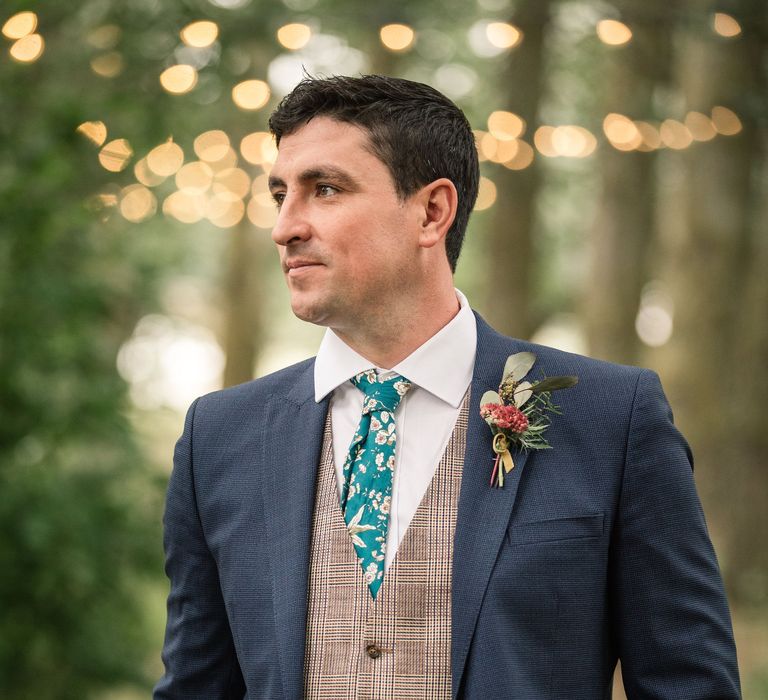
[507,512,604,547]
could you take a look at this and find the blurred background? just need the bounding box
[1,0,766,697]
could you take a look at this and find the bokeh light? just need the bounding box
[487,111,525,140]
[277,23,312,50]
[2,11,37,39]
[551,125,597,157]
[147,140,185,177]
[684,111,716,142]
[474,176,497,211]
[160,64,198,94]
[134,157,167,187]
[91,52,124,78]
[712,13,741,38]
[99,138,133,172]
[180,20,219,48]
[502,140,535,170]
[10,34,44,62]
[659,119,693,149]
[77,121,108,147]
[380,24,415,52]
[711,106,742,136]
[603,113,642,151]
[533,126,558,157]
[486,22,521,49]
[232,79,270,110]
[176,161,214,194]
[195,130,231,162]
[119,184,157,223]
[213,167,251,199]
[240,131,277,165]
[163,190,206,224]
[596,19,632,46]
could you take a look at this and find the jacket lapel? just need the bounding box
[261,361,329,700]
[451,315,530,698]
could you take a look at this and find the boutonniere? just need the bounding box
[480,352,578,488]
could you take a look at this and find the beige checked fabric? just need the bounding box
[303,393,469,700]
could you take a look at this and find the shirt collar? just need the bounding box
[314,290,477,408]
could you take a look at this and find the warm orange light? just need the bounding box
[551,125,597,158]
[603,113,642,151]
[180,20,219,48]
[502,140,535,170]
[77,121,108,147]
[206,147,239,172]
[120,185,157,223]
[163,190,206,224]
[277,23,312,50]
[99,139,133,172]
[711,106,742,136]
[176,161,214,194]
[596,19,632,46]
[134,157,167,187]
[635,121,662,151]
[474,176,497,211]
[487,111,525,140]
[533,126,558,157]
[380,24,415,52]
[659,119,693,150]
[147,140,184,177]
[160,65,198,94]
[207,192,246,228]
[486,22,522,49]
[195,130,231,162]
[10,34,44,62]
[247,197,279,228]
[712,13,741,38]
[91,52,124,78]
[2,11,37,39]
[240,132,273,164]
[232,80,270,110]
[213,168,251,199]
[684,112,717,141]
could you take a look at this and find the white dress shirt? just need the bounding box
[313,290,477,570]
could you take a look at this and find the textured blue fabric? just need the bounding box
[154,312,740,700]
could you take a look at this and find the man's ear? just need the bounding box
[415,178,458,249]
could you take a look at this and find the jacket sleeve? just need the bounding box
[611,369,740,699]
[154,398,246,699]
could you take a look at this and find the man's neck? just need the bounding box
[332,291,461,369]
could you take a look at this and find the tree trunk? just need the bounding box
[653,0,763,604]
[222,220,265,387]
[484,0,551,339]
[584,1,672,364]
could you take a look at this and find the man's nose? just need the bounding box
[270,197,311,246]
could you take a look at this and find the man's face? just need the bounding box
[269,117,421,332]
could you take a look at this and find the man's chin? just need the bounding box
[289,297,333,327]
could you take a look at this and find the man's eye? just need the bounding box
[317,184,338,197]
[272,192,285,208]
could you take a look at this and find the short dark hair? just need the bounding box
[268,74,480,272]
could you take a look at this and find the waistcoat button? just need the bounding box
[365,644,382,659]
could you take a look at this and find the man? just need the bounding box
[155,75,740,699]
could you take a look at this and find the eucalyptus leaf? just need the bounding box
[480,390,501,406]
[531,376,579,393]
[513,380,533,408]
[503,352,536,382]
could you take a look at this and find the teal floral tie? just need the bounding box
[340,369,411,599]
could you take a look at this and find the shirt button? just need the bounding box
[365,644,382,659]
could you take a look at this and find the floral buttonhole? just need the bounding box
[480,352,578,488]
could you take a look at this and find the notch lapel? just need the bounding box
[451,315,531,698]
[261,362,329,700]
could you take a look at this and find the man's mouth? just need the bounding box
[285,259,324,276]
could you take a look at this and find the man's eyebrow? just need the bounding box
[268,166,360,191]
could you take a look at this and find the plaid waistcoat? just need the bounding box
[303,395,469,700]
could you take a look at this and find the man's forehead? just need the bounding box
[270,118,381,182]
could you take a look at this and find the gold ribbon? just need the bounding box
[492,433,515,487]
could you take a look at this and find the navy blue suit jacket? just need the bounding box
[155,314,740,699]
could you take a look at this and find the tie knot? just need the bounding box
[352,370,411,414]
